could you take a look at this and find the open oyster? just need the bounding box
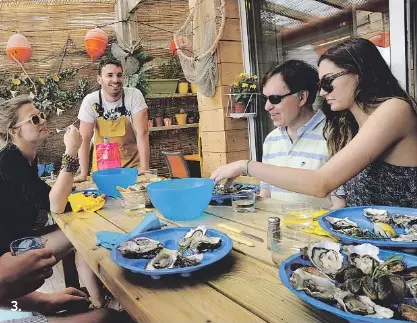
[290,268,339,301]
[118,237,163,259]
[334,290,394,318]
[343,244,382,275]
[363,208,390,223]
[307,241,344,277]
[179,226,222,254]
[399,304,417,322]
[325,216,358,230]
[391,214,417,228]
[362,274,406,304]
[145,249,203,270]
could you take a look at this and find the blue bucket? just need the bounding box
[92,168,138,198]
[147,178,214,221]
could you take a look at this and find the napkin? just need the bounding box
[96,212,162,249]
[302,209,337,240]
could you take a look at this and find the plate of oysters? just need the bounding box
[111,225,233,279]
[279,241,417,323]
[211,181,259,205]
[319,206,417,248]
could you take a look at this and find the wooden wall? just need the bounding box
[196,0,249,177]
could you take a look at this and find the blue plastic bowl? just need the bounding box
[92,168,138,198]
[147,178,214,221]
[37,164,45,177]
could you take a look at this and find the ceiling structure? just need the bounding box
[263,0,384,30]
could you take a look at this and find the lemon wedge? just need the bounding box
[374,222,397,238]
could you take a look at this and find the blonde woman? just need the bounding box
[0,96,106,308]
[212,38,417,208]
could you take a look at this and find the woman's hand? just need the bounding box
[0,249,57,300]
[210,160,247,184]
[64,125,82,158]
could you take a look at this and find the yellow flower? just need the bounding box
[241,83,248,88]
[253,75,258,79]
[250,84,257,89]
[52,75,60,82]
[239,73,248,78]
[233,82,238,87]
[38,77,45,85]
[11,79,21,85]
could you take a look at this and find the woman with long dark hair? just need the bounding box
[211,38,417,208]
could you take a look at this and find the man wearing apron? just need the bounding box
[75,58,149,182]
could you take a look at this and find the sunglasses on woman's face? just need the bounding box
[14,112,46,128]
[262,91,297,105]
[318,70,351,93]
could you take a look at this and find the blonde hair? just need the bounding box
[0,96,33,147]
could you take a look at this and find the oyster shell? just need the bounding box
[406,277,417,299]
[343,244,382,275]
[400,267,417,280]
[363,208,390,223]
[188,236,222,253]
[290,268,339,301]
[118,237,163,259]
[334,290,394,318]
[307,241,344,277]
[391,214,417,228]
[178,225,207,251]
[146,249,178,270]
[362,274,406,304]
[325,216,358,230]
[176,253,203,268]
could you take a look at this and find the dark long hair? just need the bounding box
[318,37,417,156]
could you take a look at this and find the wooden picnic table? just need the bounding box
[51,188,345,323]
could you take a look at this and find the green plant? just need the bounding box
[230,73,259,103]
[0,69,89,116]
[160,56,184,79]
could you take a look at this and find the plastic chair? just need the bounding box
[161,151,191,178]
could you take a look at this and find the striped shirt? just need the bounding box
[261,109,334,208]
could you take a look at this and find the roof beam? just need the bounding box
[312,0,344,10]
[265,2,315,23]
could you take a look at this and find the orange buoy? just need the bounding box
[369,32,390,48]
[6,33,32,63]
[85,28,108,61]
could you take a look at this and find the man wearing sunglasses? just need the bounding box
[260,60,345,209]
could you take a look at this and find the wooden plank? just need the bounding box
[217,40,243,64]
[222,18,241,42]
[51,211,266,323]
[224,0,240,19]
[225,117,248,131]
[197,85,229,112]
[149,123,199,132]
[200,109,226,132]
[226,150,250,163]
[201,152,227,175]
[219,62,244,87]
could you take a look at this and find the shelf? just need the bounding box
[146,93,197,99]
[149,123,199,132]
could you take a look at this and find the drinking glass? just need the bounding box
[281,201,313,229]
[231,191,256,213]
[10,237,47,256]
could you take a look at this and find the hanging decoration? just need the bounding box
[85,28,108,61]
[6,33,32,63]
[369,31,390,48]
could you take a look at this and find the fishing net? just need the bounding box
[173,0,225,97]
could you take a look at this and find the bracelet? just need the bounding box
[61,153,79,175]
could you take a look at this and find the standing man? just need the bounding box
[75,58,149,182]
[260,59,345,209]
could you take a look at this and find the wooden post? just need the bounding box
[194,0,250,178]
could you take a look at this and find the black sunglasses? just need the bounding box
[262,91,297,105]
[319,70,351,93]
[14,112,46,128]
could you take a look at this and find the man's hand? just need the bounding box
[0,249,57,301]
[41,287,91,314]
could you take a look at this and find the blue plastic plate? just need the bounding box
[279,248,417,323]
[212,183,259,205]
[72,189,102,197]
[111,227,233,279]
[319,206,417,248]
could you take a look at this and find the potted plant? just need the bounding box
[149,56,184,94]
[155,106,164,127]
[230,73,259,113]
[175,108,187,125]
